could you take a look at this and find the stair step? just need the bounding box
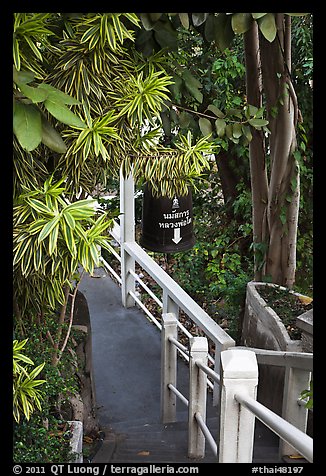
[94,415,280,463]
[109,416,219,433]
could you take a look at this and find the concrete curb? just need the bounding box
[68,420,83,463]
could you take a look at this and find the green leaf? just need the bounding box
[178,13,189,29]
[13,38,20,71]
[38,83,80,105]
[232,122,243,139]
[214,14,235,51]
[258,13,277,42]
[231,13,253,34]
[13,237,33,267]
[192,13,209,27]
[248,118,269,127]
[48,225,59,255]
[18,83,48,103]
[285,13,309,16]
[13,102,42,151]
[61,220,77,257]
[199,117,213,136]
[242,125,253,142]
[38,215,60,243]
[112,15,125,43]
[207,104,225,118]
[182,70,203,103]
[182,69,202,90]
[215,118,226,137]
[26,198,52,215]
[154,23,178,49]
[179,111,191,128]
[225,124,233,139]
[204,14,215,42]
[89,242,100,266]
[41,116,67,153]
[251,13,267,19]
[62,210,76,230]
[140,13,155,31]
[44,98,86,128]
[13,68,35,85]
[246,105,257,118]
[149,13,163,22]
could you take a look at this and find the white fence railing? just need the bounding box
[98,171,313,463]
[160,314,313,463]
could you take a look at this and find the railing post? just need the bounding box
[161,313,178,424]
[213,340,234,406]
[219,348,258,463]
[279,366,311,459]
[188,336,208,459]
[120,168,135,308]
[162,289,179,318]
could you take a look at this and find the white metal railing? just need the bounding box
[100,171,235,405]
[160,315,313,463]
[234,346,313,459]
[98,171,313,463]
[234,391,313,463]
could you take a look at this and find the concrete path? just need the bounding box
[79,268,189,426]
[79,268,280,464]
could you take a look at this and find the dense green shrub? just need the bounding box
[13,320,80,463]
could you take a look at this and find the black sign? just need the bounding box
[140,186,195,253]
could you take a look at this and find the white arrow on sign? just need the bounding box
[172,228,182,244]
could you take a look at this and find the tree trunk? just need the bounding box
[260,14,299,288]
[244,21,269,280]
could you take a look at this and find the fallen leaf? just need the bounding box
[137,450,150,456]
[298,295,313,305]
[83,436,94,444]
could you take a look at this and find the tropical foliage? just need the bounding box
[13,339,46,423]
[12,12,312,462]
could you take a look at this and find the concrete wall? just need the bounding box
[242,282,302,415]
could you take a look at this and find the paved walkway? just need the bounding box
[79,268,192,424]
[79,268,280,463]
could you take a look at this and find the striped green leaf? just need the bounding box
[48,224,59,255]
[33,246,43,271]
[87,214,111,239]
[61,220,77,257]
[80,24,100,44]
[28,219,48,235]
[38,215,60,243]
[27,198,53,215]
[105,22,116,50]
[13,38,20,70]
[112,15,124,43]
[13,237,33,266]
[89,242,100,266]
[62,210,76,229]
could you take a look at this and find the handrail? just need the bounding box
[234,346,313,371]
[128,290,162,330]
[234,391,313,463]
[195,412,218,458]
[168,335,189,362]
[196,360,220,384]
[168,336,189,354]
[100,256,122,285]
[129,268,163,308]
[168,383,189,407]
[124,240,235,348]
